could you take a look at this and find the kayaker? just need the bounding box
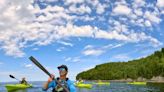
[43,65,76,92]
[76,78,84,84]
[20,77,28,85]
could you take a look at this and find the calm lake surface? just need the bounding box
[0,81,163,92]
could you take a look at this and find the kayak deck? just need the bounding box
[5,84,32,91]
[75,83,92,89]
[127,82,147,85]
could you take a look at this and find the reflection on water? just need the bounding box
[0,81,162,92]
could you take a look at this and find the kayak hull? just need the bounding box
[75,83,92,89]
[127,82,147,85]
[5,84,32,91]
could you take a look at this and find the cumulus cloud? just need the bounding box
[157,0,164,8]
[113,4,131,15]
[145,20,152,27]
[144,11,161,24]
[133,0,145,7]
[68,4,91,14]
[134,9,143,16]
[0,0,163,58]
[65,0,84,5]
[96,3,107,14]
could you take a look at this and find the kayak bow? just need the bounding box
[5,84,32,91]
[127,82,147,85]
[75,83,92,89]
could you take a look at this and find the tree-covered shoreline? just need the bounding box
[76,48,164,80]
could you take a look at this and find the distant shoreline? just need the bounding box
[82,76,164,83]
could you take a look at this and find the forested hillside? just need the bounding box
[76,48,164,80]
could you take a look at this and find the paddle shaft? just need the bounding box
[29,56,51,76]
[29,56,69,92]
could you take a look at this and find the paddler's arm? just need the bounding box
[67,80,76,92]
[43,75,56,91]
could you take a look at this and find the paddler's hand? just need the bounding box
[47,74,55,83]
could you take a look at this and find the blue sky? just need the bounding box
[0,0,164,82]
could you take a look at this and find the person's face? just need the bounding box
[59,68,67,76]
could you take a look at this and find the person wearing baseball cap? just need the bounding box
[43,65,76,92]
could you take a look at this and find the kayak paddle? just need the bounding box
[29,56,69,92]
[9,75,20,81]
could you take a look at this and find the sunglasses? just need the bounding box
[59,68,66,71]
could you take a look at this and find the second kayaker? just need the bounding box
[43,65,76,92]
[20,77,28,85]
[76,78,84,84]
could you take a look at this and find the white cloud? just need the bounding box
[103,43,125,49]
[113,4,131,15]
[134,0,145,7]
[145,20,152,27]
[95,30,129,41]
[46,0,59,2]
[57,24,95,37]
[82,49,104,56]
[129,14,138,19]
[65,57,72,62]
[112,44,124,48]
[58,41,73,47]
[78,15,95,21]
[86,0,99,7]
[157,0,164,8]
[82,43,125,57]
[144,11,161,24]
[0,0,162,58]
[24,64,33,69]
[1,42,25,57]
[84,45,94,50]
[65,0,84,5]
[0,0,5,7]
[64,57,81,62]
[56,47,65,52]
[68,4,91,14]
[96,3,106,14]
[134,9,143,16]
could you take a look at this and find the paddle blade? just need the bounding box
[9,75,15,79]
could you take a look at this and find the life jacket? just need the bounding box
[52,77,69,92]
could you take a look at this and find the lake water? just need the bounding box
[0,81,163,92]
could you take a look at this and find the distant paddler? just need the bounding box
[20,77,28,85]
[76,78,84,84]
